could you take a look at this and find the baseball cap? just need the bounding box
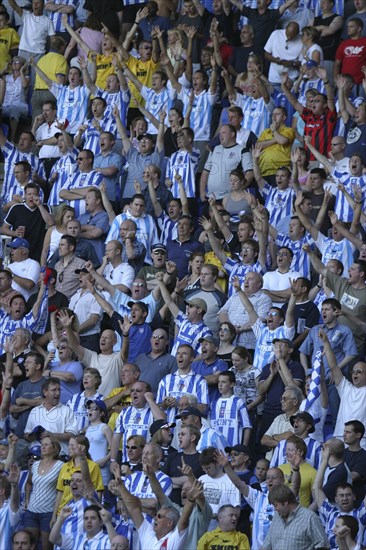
[225,444,251,455]
[7,238,30,250]
[151,243,167,253]
[184,297,207,313]
[175,406,202,419]
[86,399,107,413]
[305,60,319,68]
[128,301,149,314]
[137,133,155,142]
[199,334,219,346]
[28,444,42,458]
[0,439,9,446]
[290,411,315,433]
[150,420,176,436]
[272,338,294,348]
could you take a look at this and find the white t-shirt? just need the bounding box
[9,258,40,300]
[262,269,302,307]
[82,348,123,396]
[103,262,135,291]
[335,377,366,449]
[138,519,187,550]
[19,12,55,54]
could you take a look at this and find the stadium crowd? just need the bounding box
[0,0,366,548]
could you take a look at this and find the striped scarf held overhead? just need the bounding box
[304,347,323,423]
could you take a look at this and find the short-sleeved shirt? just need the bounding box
[56,458,104,513]
[301,106,337,158]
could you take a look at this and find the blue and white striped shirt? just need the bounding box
[125,470,172,499]
[96,87,130,127]
[114,405,154,461]
[0,140,46,201]
[0,500,20,550]
[166,149,200,199]
[157,370,209,423]
[78,116,117,155]
[209,395,251,447]
[196,426,228,453]
[46,0,76,32]
[245,486,273,550]
[252,319,296,372]
[332,169,366,223]
[157,212,178,246]
[171,312,212,357]
[315,233,355,276]
[48,149,79,207]
[234,95,273,137]
[106,211,159,265]
[61,530,111,550]
[270,436,322,469]
[178,88,217,141]
[60,170,104,217]
[50,84,90,135]
[67,391,104,432]
[141,85,170,134]
[275,233,314,278]
[224,258,266,298]
[261,183,295,229]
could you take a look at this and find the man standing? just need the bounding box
[47,129,78,209]
[54,235,85,300]
[110,380,166,462]
[6,238,40,301]
[24,377,78,456]
[77,188,110,264]
[93,132,124,209]
[157,343,209,423]
[106,194,158,266]
[263,485,329,549]
[197,504,249,549]
[96,240,134,295]
[191,335,227,401]
[335,18,366,90]
[159,278,212,356]
[10,351,46,465]
[32,101,61,178]
[69,268,102,352]
[2,184,54,262]
[60,150,104,217]
[200,124,253,202]
[7,0,54,62]
[135,329,177,397]
[166,216,204,279]
[343,420,366,506]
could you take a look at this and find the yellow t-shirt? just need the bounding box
[56,458,104,512]
[279,462,316,508]
[0,27,20,72]
[34,51,68,90]
[93,53,114,90]
[106,385,132,432]
[197,527,250,550]
[126,55,159,107]
[258,126,295,176]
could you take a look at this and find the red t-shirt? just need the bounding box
[335,37,366,84]
[301,107,338,158]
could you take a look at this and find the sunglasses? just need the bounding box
[126,445,138,450]
[59,272,64,283]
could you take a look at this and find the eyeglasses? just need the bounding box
[152,335,165,340]
[126,445,138,450]
[132,282,145,287]
[109,270,114,280]
[352,369,364,374]
[267,311,280,317]
[59,272,64,283]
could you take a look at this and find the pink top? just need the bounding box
[77,27,104,58]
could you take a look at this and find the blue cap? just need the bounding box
[0,439,9,446]
[28,444,42,457]
[305,60,319,69]
[86,399,107,413]
[7,237,30,249]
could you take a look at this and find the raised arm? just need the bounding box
[312,445,329,509]
[320,328,343,385]
[199,215,227,265]
[294,191,319,241]
[7,0,23,17]
[58,310,86,362]
[122,63,143,93]
[232,277,259,325]
[215,450,250,497]
[112,105,131,154]
[302,244,327,277]
[79,55,97,94]
[158,279,179,318]
[281,72,303,114]
[303,135,332,173]
[62,14,90,56]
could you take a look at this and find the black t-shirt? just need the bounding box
[4,203,51,262]
[323,463,351,503]
[161,451,204,505]
[345,448,366,506]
